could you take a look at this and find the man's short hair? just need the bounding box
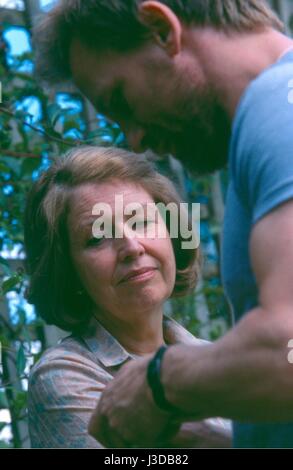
[34,0,284,85]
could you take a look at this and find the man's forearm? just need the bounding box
[161,307,293,422]
[166,420,232,448]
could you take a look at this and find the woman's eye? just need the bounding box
[86,237,105,247]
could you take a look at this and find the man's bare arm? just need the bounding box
[162,200,293,422]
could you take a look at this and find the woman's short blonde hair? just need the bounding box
[24,146,200,333]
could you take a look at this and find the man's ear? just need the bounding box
[138,1,182,56]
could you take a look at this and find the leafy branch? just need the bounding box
[0,105,83,148]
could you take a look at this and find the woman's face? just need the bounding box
[67,180,176,322]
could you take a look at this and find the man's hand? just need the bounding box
[88,356,180,448]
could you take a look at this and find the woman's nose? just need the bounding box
[116,230,145,262]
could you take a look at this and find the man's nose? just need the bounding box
[125,127,146,152]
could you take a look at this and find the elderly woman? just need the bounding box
[25,146,230,448]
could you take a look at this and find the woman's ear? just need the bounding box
[138,1,182,56]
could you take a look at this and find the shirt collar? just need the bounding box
[81,314,207,368]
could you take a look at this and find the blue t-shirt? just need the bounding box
[222,51,293,448]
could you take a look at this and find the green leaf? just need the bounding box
[0,440,12,449]
[16,345,26,376]
[22,328,32,349]
[0,391,9,410]
[47,103,63,127]
[12,390,27,418]
[0,257,9,268]
[0,162,11,174]
[20,158,41,178]
[1,274,21,295]
[0,334,10,350]
[16,307,27,326]
[0,156,20,177]
[62,119,80,133]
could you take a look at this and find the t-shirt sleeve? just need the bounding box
[28,350,111,448]
[230,58,293,225]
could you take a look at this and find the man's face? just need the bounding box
[70,38,231,175]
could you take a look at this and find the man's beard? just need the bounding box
[143,92,232,175]
[170,101,231,175]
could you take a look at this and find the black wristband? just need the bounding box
[147,345,180,415]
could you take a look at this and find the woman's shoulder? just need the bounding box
[29,335,109,384]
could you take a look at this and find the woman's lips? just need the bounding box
[122,268,157,284]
